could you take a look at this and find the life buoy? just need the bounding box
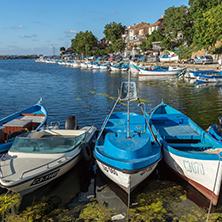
[81,141,92,161]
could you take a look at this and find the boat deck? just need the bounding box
[155,124,201,140]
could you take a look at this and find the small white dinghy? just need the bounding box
[0,116,97,195]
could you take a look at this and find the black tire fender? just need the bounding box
[81,141,92,161]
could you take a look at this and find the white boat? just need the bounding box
[72,61,80,68]
[0,117,97,195]
[100,64,108,70]
[109,63,121,72]
[92,63,100,70]
[80,62,88,69]
[94,79,162,193]
[139,66,186,76]
[159,53,179,62]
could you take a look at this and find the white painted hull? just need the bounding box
[0,126,97,194]
[0,148,81,194]
[163,148,222,205]
[197,76,222,83]
[96,160,160,193]
[80,63,88,69]
[110,67,120,72]
[100,65,108,70]
[159,55,179,62]
[92,65,100,69]
[72,63,80,68]
[139,69,179,76]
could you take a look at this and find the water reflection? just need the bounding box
[95,168,129,221]
[139,75,177,82]
[19,160,94,211]
[196,82,222,89]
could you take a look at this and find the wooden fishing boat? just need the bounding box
[0,117,97,195]
[94,80,162,193]
[129,62,140,75]
[139,66,186,76]
[149,102,222,205]
[109,63,121,72]
[0,100,48,154]
[184,70,220,79]
[196,73,222,83]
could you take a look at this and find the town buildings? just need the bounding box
[122,15,165,56]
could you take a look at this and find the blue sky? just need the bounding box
[0,0,189,56]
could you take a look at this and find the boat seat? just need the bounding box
[163,135,201,141]
[155,124,200,141]
[167,142,212,151]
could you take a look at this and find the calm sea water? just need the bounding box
[1,59,222,220]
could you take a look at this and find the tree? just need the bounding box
[60,47,66,57]
[140,30,164,52]
[103,22,126,53]
[193,4,222,49]
[164,6,189,36]
[71,31,98,56]
[189,0,222,21]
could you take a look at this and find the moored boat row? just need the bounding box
[1,69,222,207]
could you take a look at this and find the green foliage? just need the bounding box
[176,44,195,58]
[189,0,222,21]
[0,193,20,216]
[140,29,164,52]
[193,4,222,49]
[161,35,174,51]
[103,22,126,53]
[71,31,98,56]
[60,47,65,52]
[164,5,189,36]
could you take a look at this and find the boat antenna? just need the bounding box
[127,69,131,138]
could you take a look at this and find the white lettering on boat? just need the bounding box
[183,160,205,175]
[101,164,118,176]
[30,169,60,186]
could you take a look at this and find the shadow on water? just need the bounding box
[18,159,95,212]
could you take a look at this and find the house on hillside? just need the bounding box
[123,16,165,56]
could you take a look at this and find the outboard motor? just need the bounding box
[65,116,78,130]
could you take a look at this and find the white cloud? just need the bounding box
[64,30,78,34]
[20,34,37,38]
[11,25,24,29]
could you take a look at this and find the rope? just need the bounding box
[96,92,120,142]
[139,100,161,148]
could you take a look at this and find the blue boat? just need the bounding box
[196,73,222,83]
[149,102,222,205]
[94,80,162,193]
[0,99,48,154]
[187,70,220,79]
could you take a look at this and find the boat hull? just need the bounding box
[149,102,222,205]
[163,148,222,205]
[139,69,179,76]
[0,126,97,194]
[0,102,48,154]
[96,159,160,193]
[0,152,82,195]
